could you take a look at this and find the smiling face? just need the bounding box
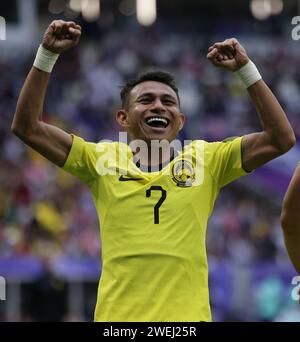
[116,81,185,144]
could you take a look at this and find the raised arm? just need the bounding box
[280,165,300,274]
[207,38,295,172]
[11,20,82,167]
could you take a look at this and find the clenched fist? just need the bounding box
[42,20,82,54]
[207,38,249,72]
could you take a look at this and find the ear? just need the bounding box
[178,113,186,131]
[116,109,130,128]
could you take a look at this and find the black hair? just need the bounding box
[120,70,180,109]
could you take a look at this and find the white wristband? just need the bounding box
[33,45,60,73]
[234,60,262,88]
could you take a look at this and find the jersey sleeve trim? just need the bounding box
[61,134,84,172]
[233,136,252,175]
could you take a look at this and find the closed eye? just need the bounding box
[163,100,176,106]
[136,94,178,106]
[138,98,176,106]
[161,95,177,106]
[139,99,152,104]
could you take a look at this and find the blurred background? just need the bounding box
[1,0,300,322]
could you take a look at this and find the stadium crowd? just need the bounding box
[0,23,300,321]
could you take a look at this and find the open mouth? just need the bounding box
[145,116,170,129]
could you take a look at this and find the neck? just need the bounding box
[131,142,175,171]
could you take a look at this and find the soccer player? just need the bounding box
[12,20,295,322]
[281,165,300,275]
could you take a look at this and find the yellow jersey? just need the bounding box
[62,135,248,322]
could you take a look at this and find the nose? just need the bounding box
[149,98,166,114]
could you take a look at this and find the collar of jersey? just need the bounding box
[118,141,194,175]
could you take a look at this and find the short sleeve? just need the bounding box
[62,134,98,188]
[207,136,250,189]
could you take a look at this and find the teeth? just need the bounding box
[146,117,168,126]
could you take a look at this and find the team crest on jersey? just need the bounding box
[171,159,195,187]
